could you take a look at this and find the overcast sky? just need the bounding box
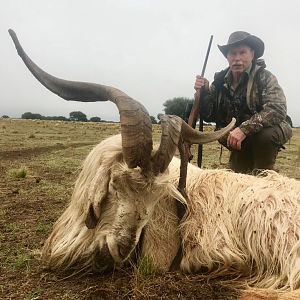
[1,0,299,126]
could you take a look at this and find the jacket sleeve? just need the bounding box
[239,70,287,136]
[199,84,219,123]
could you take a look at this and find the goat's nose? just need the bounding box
[99,243,114,261]
[118,242,134,260]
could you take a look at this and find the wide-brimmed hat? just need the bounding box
[218,31,264,59]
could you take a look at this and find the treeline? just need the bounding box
[19,111,161,124]
[3,97,199,124]
[21,111,105,122]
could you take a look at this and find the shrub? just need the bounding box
[8,166,28,178]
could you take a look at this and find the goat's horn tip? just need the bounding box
[8,29,16,37]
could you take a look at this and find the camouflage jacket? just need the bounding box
[200,60,292,143]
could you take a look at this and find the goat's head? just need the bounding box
[9,29,235,264]
[95,160,180,262]
[79,135,186,264]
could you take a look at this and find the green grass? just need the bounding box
[26,289,43,300]
[136,255,158,277]
[34,222,52,234]
[5,224,19,232]
[12,253,32,270]
[29,179,71,198]
[8,166,28,178]
[1,248,33,271]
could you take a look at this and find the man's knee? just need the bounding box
[250,125,284,150]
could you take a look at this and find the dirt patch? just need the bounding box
[0,142,94,161]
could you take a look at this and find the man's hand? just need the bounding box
[194,75,209,100]
[227,127,246,150]
[194,75,209,91]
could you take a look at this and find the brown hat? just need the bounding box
[218,31,264,59]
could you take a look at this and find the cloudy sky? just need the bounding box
[1,0,299,125]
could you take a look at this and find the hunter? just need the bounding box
[194,31,292,174]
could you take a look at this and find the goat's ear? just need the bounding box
[84,165,111,229]
[85,204,99,229]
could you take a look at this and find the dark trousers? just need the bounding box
[222,125,286,174]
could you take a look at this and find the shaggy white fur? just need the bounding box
[42,135,183,273]
[178,164,300,290]
[42,134,300,297]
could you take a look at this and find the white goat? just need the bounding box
[42,135,300,288]
[10,29,300,300]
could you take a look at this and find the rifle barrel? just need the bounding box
[198,35,213,168]
[201,35,213,77]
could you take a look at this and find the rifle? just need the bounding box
[185,35,213,167]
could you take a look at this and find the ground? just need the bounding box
[0,118,299,300]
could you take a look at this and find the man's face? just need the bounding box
[227,44,254,77]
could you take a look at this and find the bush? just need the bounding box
[8,166,28,178]
[90,116,101,122]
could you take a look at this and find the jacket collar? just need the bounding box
[212,59,266,90]
[223,62,253,90]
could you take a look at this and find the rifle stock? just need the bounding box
[188,88,201,128]
[184,88,202,161]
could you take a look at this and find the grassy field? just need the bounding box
[0,118,300,300]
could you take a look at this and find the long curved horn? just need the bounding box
[152,115,235,174]
[151,114,182,175]
[8,29,152,170]
[180,117,236,144]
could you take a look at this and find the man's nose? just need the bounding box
[234,54,241,61]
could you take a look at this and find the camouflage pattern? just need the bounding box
[200,60,292,145]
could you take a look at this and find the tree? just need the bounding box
[163,97,194,119]
[1,115,9,118]
[21,112,43,120]
[150,116,157,124]
[69,111,88,122]
[22,112,35,119]
[53,116,69,121]
[90,116,101,122]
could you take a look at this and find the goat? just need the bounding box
[42,134,300,288]
[9,29,300,299]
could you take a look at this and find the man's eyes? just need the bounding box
[230,51,246,56]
